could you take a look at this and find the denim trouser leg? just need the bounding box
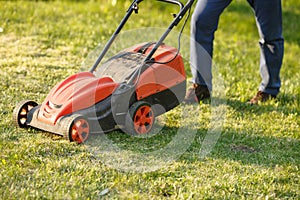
[190,0,284,96]
[190,0,232,91]
[247,0,284,96]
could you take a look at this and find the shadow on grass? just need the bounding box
[225,94,300,116]
[109,123,300,169]
[207,130,300,167]
[190,97,300,167]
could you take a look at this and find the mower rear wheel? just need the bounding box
[125,101,155,136]
[13,100,38,128]
[63,114,90,144]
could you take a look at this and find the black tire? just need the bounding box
[125,101,155,136]
[62,114,90,144]
[13,100,38,128]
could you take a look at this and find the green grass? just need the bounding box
[0,0,299,199]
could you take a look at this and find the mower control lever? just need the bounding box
[157,0,184,11]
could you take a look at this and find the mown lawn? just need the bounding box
[0,0,299,199]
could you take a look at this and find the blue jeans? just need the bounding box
[190,0,284,96]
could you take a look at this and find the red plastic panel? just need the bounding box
[38,72,118,125]
[135,44,186,100]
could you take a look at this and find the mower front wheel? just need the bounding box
[62,114,90,144]
[125,101,155,136]
[13,100,38,128]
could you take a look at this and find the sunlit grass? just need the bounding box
[0,0,299,199]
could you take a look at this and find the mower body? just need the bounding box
[24,43,186,137]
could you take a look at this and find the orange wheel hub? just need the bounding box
[71,119,89,144]
[133,105,154,134]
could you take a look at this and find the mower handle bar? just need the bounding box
[89,0,195,74]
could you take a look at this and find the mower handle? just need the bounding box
[89,0,195,73]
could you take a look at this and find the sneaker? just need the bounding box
[248,91,276,105]
[183,84,210,104]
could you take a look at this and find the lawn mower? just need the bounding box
[13,0,195,143]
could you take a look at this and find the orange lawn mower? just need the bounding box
[13,0,196,144]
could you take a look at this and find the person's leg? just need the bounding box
[247,0,284,96]
[190,0,232,91]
